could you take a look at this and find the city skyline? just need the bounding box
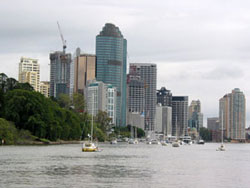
[1,0,250,125]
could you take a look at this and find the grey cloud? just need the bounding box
[202,66,244,80]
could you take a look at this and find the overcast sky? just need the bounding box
[1,0,250,126]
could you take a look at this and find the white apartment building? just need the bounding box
[18,57,40,91]
[86,80,117,125]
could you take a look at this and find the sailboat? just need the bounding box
[217,110,225,151]
[128,126,138,144]
[172,116,180,147]
[82,93,98,152]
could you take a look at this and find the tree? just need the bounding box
[73,93,85,113]
[95,110,112,132]
[0,118,18,145]
[6,78,18,91]
[14,82,34,91]
[57,93,71,109]
[199,127,212,141]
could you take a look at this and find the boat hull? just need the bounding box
[82,147,98,152]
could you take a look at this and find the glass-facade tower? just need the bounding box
[96,23,127,126]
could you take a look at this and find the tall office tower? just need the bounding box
[49,51,71,98]
[74,48,96,94]
[155,104,172,136]
[219,88,246,141]
[157,87,172,106]
[96,23,127,126]
[188,100,203,131]
[18,57,40,91]
[127,74,145,114]
[126,74,145,130]
[85,80,116,125]
[40,81,50,97]
[172,96,188,137]
[129,63,157,131]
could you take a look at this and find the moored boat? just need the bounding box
[82,142,98,152]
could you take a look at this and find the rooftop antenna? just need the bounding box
[57,21,67,53]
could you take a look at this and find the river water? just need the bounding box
[1,143,250,188]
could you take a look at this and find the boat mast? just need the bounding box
[221,110,223,145]
[91,93,94,143]
[175,115,178,140]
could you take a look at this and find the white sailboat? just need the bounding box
[172,116,180,147]
[217,110,225,151]
[82,93,98,152]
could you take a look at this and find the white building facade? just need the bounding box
[86,80,117,125]
[18,57,40,91]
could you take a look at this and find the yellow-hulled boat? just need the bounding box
[82,142,98,152]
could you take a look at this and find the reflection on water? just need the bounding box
[1,143,250,188]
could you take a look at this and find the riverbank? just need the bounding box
[0,139,82,146]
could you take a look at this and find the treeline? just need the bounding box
[0,74,111,143]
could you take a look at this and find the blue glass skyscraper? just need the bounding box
[96,23,127,126]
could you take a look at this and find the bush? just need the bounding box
[0,118,18,144]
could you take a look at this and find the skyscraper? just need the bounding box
[49,51,71,98]
[188,100,203,131]
[74,48,96,94]
[219,88,246,141]
[155,104,172,136]
[18,57,40,91]
[127,74,145,114]
[96,23,127,126]
[157,87,172,107]
[129,63,157,131]
[172,96,188,137]
[126,74,145,130]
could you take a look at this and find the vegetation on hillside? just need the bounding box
[0,74,113,144]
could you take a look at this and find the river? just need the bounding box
[1,143,250,188]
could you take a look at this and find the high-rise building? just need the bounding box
[49,51,71,98]
[127,74,145,114]
[96,23,127,126]
[40,81,50,97]
[155,104,172,136]
[188,100,203,131]
[172,96,188,137]
[207,117,220,142]
[126,74,145,130]
[85,80,116,125]
[18,57,40,91]
[219,88,246,141]
[157,87,172,107]
[129,63,157,131]
[74,48,96,94]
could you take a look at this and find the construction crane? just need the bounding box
[57,21,67,53]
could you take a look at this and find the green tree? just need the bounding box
[95,110,112,132]
[199,127,212,141]
[57,93,71,109]
[0,118,18,145]
[6,78,18,91]
[73,93,85,113]
[14,82,34,91]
